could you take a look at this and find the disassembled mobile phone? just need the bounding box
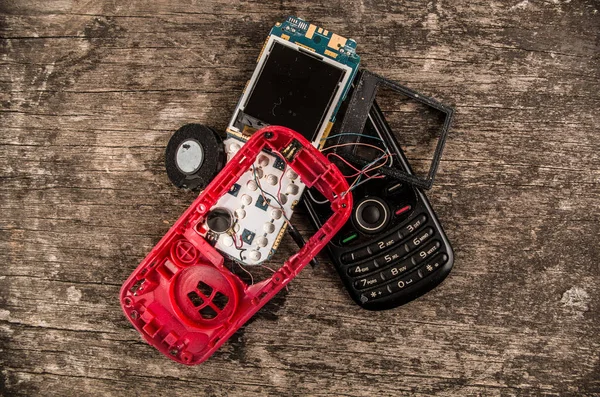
[304,71,455,310]
[122,126,352,365]
[167,17,360,266]
[163,19,456,312]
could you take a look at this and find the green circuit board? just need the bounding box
[227,16,361,144]
[269,16,361,119]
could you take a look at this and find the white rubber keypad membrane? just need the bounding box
[203,137,306,265]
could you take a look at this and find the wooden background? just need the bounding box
[1,0,599,396]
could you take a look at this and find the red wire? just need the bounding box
[232,234,240,249]
[326,153,363,177]
[360,154,390,179]
[329,152,391,179]
[276,163,285,203]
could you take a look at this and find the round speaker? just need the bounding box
[206,208,233,234]
[165,124,225,190]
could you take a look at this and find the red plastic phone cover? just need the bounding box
[120,126,352,365]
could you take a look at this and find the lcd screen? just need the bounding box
[243,42,345,141]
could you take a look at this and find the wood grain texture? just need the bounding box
[1,0,599,396]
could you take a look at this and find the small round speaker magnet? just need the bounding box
[165,124,225,190]
[206,208,234,234]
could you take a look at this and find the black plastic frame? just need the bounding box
[334,70,455,190]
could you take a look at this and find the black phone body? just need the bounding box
[304,102,454,310]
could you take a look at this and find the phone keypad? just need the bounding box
[341,214,428,264]
[341,213,448,303]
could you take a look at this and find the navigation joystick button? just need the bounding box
[362,205,381,224]
[354,198,390,234]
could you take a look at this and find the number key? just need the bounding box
[353,274,384,290]
[398,214,427,239]
[413,240,441,265]
[405,227,434,253]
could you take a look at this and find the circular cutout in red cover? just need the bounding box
[170,239,200,266]
[170,264,238,328]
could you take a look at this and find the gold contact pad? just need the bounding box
[242,125,258,136]
[328,33,347,50]
[305,24,317,39]
[324,49,338,58]
[295,42,317,52]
